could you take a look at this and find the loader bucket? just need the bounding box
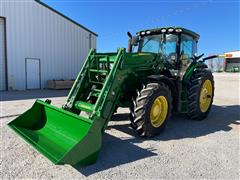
[8,100,102,165]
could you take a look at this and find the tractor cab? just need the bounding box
[128,27,200,77]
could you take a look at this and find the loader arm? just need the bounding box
[8,48,126,165]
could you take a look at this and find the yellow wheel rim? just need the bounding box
[150,96,168,128]
[199,79,213,113]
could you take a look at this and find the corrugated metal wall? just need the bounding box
[0,0,97,90]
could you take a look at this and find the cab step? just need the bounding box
[90,81,105,85]
[89,69,108,73]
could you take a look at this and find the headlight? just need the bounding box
[146,30,151,35]
[161,28,167,33]
[168,28,174,32]
[141,31,146,35]
[175,28,182,32]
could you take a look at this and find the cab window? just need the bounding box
[140,35,161,53]
[163,34,178,57]
[162,34,178,68]
[180,34,197,65]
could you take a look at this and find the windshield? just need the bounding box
[139,35,162,53]
[138,34,178,58]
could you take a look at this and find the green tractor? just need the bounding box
[8,27,215,165]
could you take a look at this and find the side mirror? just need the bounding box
[202,55,218,62]
[131,36,139,46]
[191,53,204,61]
[127,32,132,39]
[127,32,139,52]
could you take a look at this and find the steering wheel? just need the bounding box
[167,52,177,65]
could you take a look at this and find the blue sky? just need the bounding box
[42,0,239,55]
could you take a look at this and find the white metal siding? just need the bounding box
[0,0,97,90]
[0,18,5,90]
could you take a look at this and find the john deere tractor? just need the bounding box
[8,27,215,165]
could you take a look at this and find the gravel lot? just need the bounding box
[0,73,239,179]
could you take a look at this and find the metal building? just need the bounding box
[223,51,240,72]
[0,0,97,90]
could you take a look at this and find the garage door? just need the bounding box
[0,18,6,91]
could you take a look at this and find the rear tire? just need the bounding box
[130,82,172,137]
[187,68,214,120]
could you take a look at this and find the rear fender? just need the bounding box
[183,62,208,84]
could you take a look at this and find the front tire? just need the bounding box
[187,68,214,120]
[130,82,172,137]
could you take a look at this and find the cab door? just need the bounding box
[179,34,197,78]
[162,34,179,75]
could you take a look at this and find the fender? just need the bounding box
[148,74,179,111]
[196,62,208,69]
[183,61,208,84]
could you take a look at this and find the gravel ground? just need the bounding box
[0,73,239,179]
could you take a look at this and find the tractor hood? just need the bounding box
[123,52,159,70]
[96,52,158,68]
[96,52,157,63]
[125,52,157,64]
[94,52,162,71]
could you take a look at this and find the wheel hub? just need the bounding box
[150,96,168,128]
[152,104,161,117]
[200,88,208,103]
[199,80,213,112]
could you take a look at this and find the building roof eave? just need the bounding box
[35,0,98,37]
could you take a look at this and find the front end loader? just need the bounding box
[8,27,215,165]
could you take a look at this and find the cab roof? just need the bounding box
[137,27,200,40]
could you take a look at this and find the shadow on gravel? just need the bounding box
[74,133,157,176]
[74,104,239,176]
[109,105,240,140]
[0,90,68,101]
